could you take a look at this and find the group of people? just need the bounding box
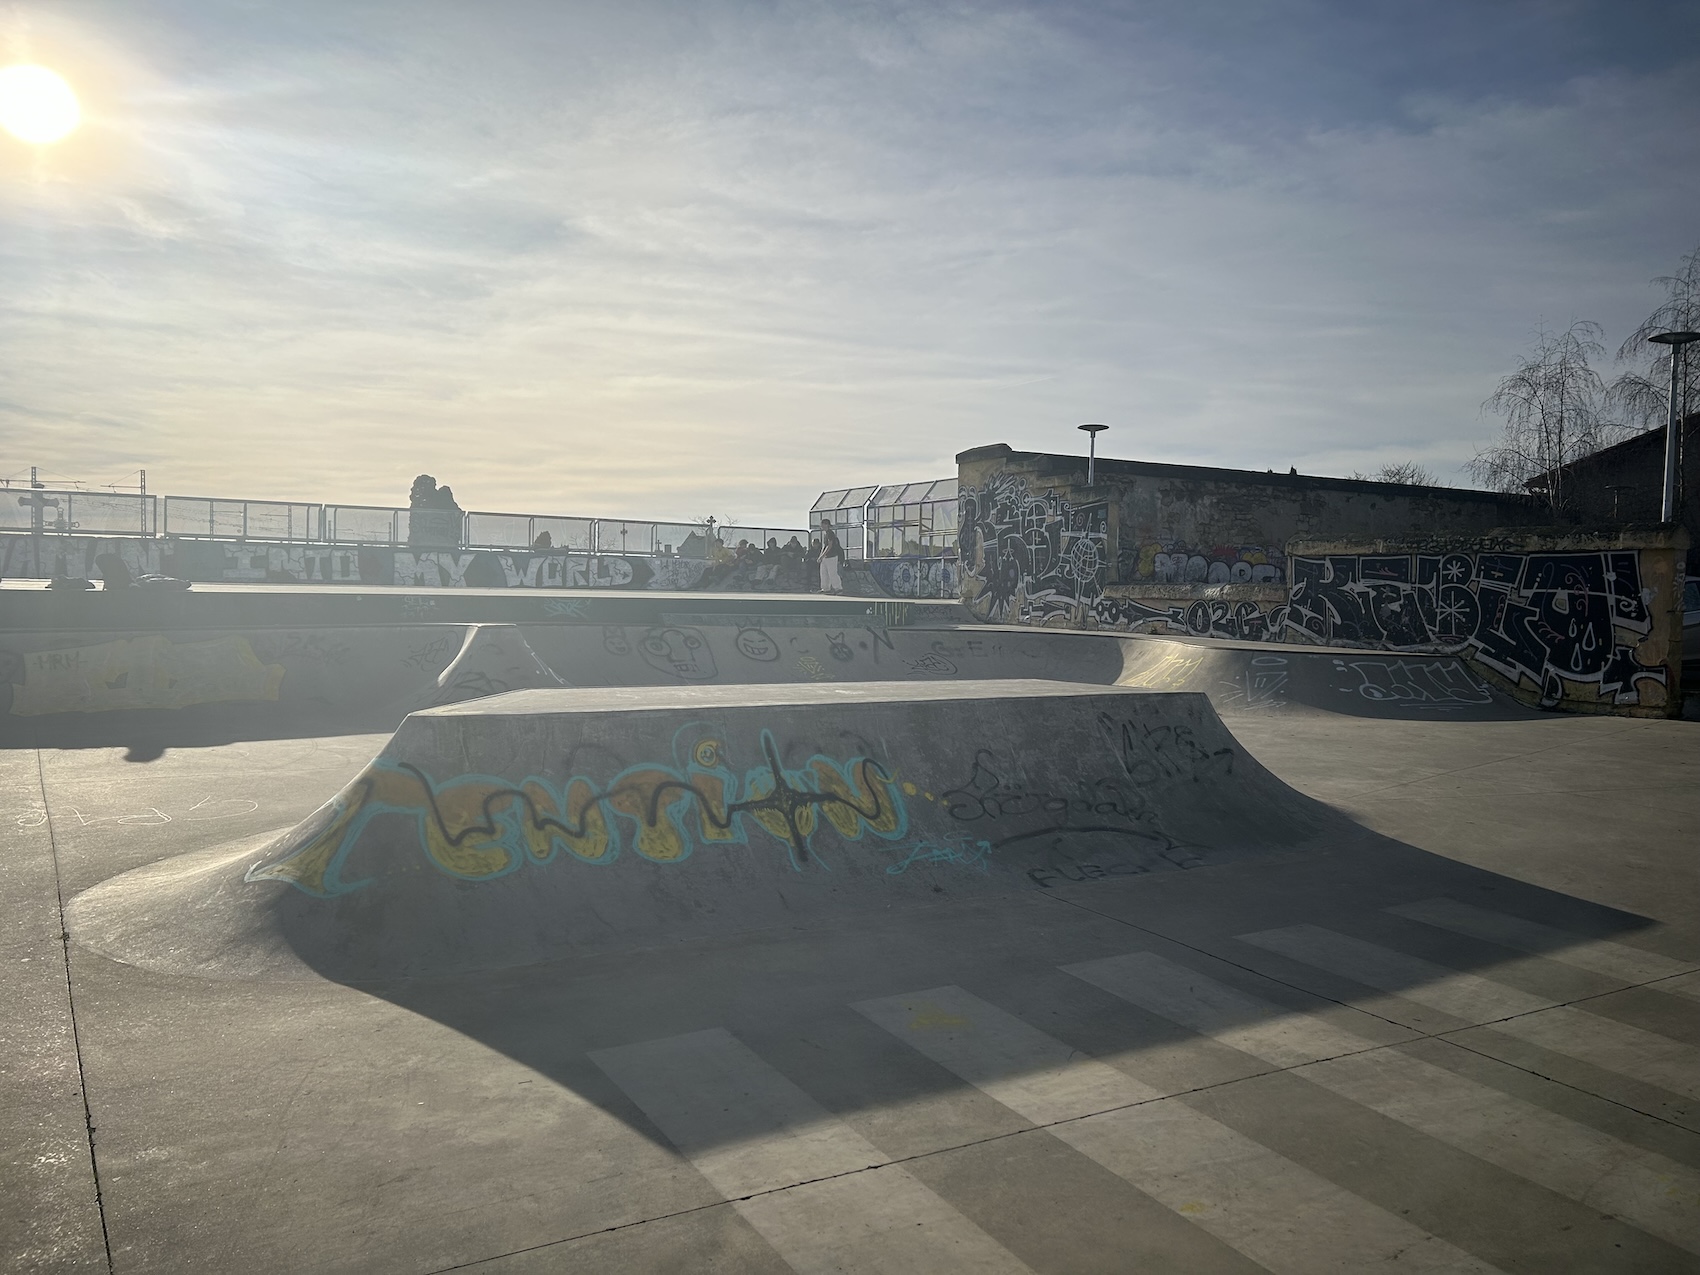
[721,518,846,592]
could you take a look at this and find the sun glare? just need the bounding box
[0,65,81,145]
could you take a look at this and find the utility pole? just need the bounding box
[1649,331,1699,523]
[19,466,61,580]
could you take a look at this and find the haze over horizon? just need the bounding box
[3,0,1697,527]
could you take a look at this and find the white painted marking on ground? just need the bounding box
[1068,952,1700,1254]
[1387,899,1695,984]
[1304,1047,1700,1254]
[858,985,1500,1274]
[854,984,1160,1120]
[1486,1006,1700,1101]
[1063,951,1376,1066]
[1238,925,1555,1022]
[1058,1103,1500,1273]
[591,1028,1031,1274]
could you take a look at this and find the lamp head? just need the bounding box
[1648,331,1700,347]
[1077,422,1109,435]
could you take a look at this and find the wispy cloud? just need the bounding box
[2,0,1696,520]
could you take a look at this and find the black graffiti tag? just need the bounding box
[1095,714,1234,786]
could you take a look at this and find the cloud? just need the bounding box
[1,0,1696,521]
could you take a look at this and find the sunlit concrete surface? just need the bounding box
[3,662,1696,1273]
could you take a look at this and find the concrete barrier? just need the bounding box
[2,618,1538,728]
[67,681,1333,979]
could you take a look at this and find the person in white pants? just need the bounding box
[818,518,844,594]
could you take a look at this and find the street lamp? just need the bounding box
[1077,423,1108,486]
[1648,331,1700,523]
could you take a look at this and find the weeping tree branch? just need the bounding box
[1469,321,1625,515]
[1612,246,1700,431]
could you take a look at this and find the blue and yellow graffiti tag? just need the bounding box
[247,727,909,897]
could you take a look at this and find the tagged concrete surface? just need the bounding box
[2,618,1529,743]
[68,682,1330,979]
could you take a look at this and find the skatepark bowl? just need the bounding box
[3,592,1698,1274]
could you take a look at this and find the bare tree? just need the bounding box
[1351,461,1443,486]
[1470,321,1621,514]
[1613,246,1700,431]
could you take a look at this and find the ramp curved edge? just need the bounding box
[1113,635,1533,720]
[69,680,1353,981]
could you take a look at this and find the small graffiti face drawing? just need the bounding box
[603,626,631,656]
[735,627,780,662]
[826,631,854,662]
[906,653,959,677]
[641,626,717,680]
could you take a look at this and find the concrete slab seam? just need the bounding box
[33,745,115,1275]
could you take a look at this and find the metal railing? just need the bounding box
[0,489,156,536]
[0,484,817,562]
[164,496,322,541]
[324,504,412,545]
[463,511,595,552]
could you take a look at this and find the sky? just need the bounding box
[2,0,1698,528]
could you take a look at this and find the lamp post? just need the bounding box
[1649,331,1700,524]
[1077,423,1108,486]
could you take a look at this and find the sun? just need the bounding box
[0,65,81,145]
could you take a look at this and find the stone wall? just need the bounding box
[954,445,1685,715]
[956,444,1545,627]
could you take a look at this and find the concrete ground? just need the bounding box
[4,703,1697,1273]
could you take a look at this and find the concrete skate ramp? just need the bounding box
[1,621,1124,731]
[67,680,1336,980]
[398,623,567,709]
[519,621,1124,688]
[1114,634,1532,720]
[6,617,1533,734]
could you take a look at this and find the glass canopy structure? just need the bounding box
[809,479,958,560]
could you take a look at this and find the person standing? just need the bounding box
[804,536,821,590]
[818,518,844,594]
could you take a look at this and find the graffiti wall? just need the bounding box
[863,556,961,599]
[0,534,912,596]
[960,472,1108,624]
[249,726,911,896]
[1119,540,1285,585]
[1091,591,1287,642]
[1,535,166,580]
[244,694,1268,919]
[1280,549,1673,711]
[1089,544,1681,714]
